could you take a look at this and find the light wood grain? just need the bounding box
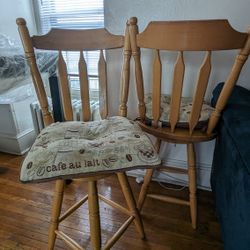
[88,181,101,250]
[152,49,162,127]
[129,17,146,120]
[16,17,143,250]
[128,16,250,230]
[119,22,132,117]
[32,28,124,51]
[117,172,145,239]
[137,138,161,210]
[55,230,85,250]
[98,50,108,119]
[58,51,73,121]
[207,29,250,134]
[79,51,91,122]
[169,51,185,132]
[48,180,65,250]
[189,51,211,134]
[137,19,247,50]
[187,143,197,229]
[16,18,53,126]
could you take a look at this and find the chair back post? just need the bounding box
[207,29,250,134]
[17,18,128,124]
[128,17,146,121]
[119,22,132,117]
[16,18,54,126]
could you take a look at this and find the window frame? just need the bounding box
[32,0,104,97]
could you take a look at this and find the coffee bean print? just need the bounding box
[27,162,33,169]
[126,154,132,162]
[102,159,110,168]
[136,145,159,163]
[79,149,85,154]
[89,142,104,148]
[64,135,72,139]
[67,128,79,132]
[109,155,118,163]
[37,166,46,176]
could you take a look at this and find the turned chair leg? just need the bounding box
[137,138,162,211]
[88,180,101,250]
[117,172,145,239]
[48,179,65,250]
[187,143,197,229]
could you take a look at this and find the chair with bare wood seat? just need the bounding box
[16,18,161,249]
[128,17,250,229]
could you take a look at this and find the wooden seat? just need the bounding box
[16,18,161,249]
[128,17,250,229]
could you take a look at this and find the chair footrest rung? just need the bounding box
[157,166,188,175]
[147,194,190,206]
[59,195,88,222]
[98,194,130,216]
[55,230,85,250]
[103,216,134,250]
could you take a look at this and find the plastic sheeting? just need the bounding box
[0,82,35,104]
[0,33,57,94]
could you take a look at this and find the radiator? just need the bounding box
[30,99,100,135]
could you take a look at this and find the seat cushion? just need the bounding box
[145,94,214,128]
[20,116,161,183]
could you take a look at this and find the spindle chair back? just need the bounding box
[128,17,250,229]
[17,18,161,249]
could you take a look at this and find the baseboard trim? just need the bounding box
[0,129,36,155]
[127,158,212,190]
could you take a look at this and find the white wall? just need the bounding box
[104,0,250,189]
[0,0,37,42]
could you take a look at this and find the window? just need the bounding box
[33,0,104,97]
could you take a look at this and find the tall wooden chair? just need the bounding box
[16,18,161,249]
[128,17,250,229]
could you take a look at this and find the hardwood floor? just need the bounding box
[0,152,223,250]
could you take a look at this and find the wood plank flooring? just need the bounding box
[0,152,223,250]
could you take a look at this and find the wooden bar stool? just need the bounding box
[16,18,161,249]
[128,17,250,229]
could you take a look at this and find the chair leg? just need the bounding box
[88,180,101,250]
[187,143,197,229]
[117,172,145,239]
[137,138,162,210]
[48,179,65,250]
[137,169,154,210]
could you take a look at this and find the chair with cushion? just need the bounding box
[17,18,161,249]
[128,17,250,229]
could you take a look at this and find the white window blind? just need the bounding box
[34,0,104,92]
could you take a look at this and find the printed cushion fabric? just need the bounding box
[145,94,215,128]
[20,116,161,183]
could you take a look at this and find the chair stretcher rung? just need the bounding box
[158,166,188,175]
[98,194,130,216]
[59,195,88,222]
[103,216,134,250]
[147,194,190,206]
[55,230,85,250]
